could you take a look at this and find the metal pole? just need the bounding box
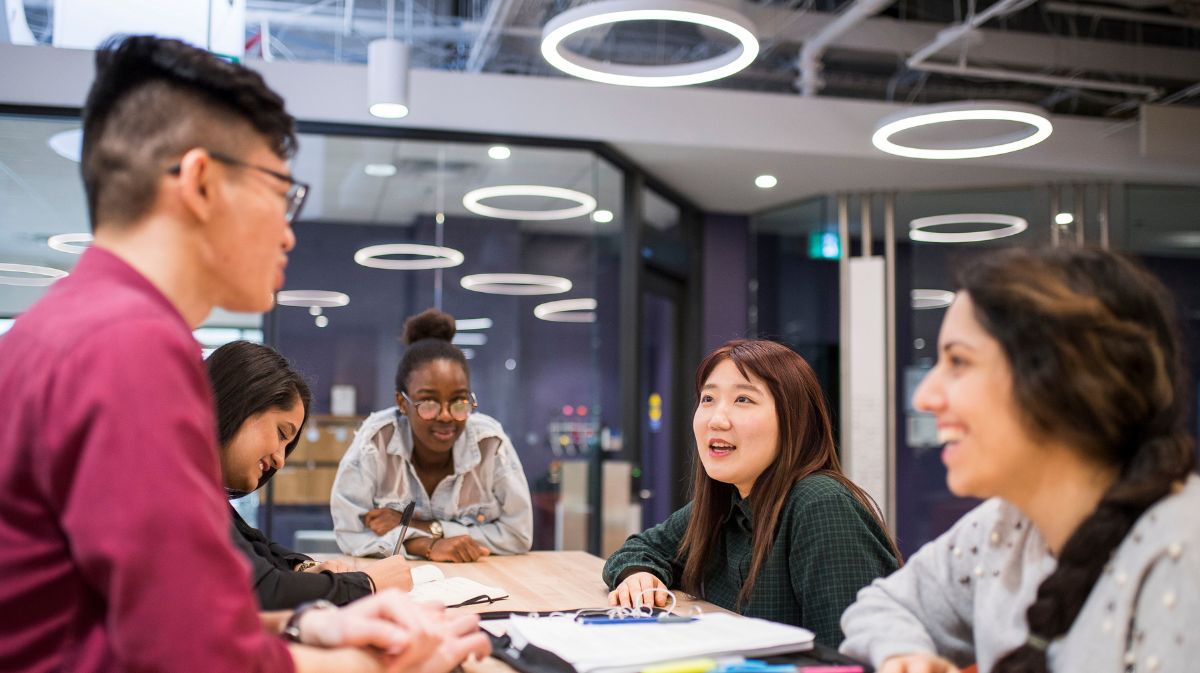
[861,194,873,258]
[837,194,850,462]
[1099,184,1111,250]
[1074,183,1085,246]
[1050,186,1060,248]
[883,192,897,526]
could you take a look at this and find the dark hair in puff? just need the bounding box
[394,308,470,393]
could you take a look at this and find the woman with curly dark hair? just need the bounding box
[841,247,1199,673]
[332,308,532,562]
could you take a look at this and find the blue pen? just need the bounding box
[581,616,698,625]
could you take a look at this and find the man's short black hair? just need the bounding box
[81,35,297,229]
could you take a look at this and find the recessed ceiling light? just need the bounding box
[315,315,330,327]
[912,289,956,310]
[47,232,92,254]
[540,0,759,87]
[364,163,398,177]
[0,262,69,287]
[460,273,572,295]
[591,210,614,223]
[872,101,1053,160]
[1054,212,1074,225]
[47,128,83,162]
[456,318,494,330]
[309,306,323,316]
[276,290,351,307]
[755,175,778,189]
[534,298,598,323]
[488,146,511,160]
[909,213,1028,243]
[354,244,465,270]
[462,185,596,221]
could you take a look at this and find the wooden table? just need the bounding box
[313,550,723,616]
[313,551,867,672]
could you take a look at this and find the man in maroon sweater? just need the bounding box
[0,36,488,673]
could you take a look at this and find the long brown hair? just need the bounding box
[677,339,900,607]
[967,248,1194,673]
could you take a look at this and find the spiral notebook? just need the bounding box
[407,565,509,608]
[503,613,814,673]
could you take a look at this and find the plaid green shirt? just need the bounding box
[603,474,899,647]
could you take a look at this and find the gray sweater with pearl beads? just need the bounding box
[840,475,1200,673]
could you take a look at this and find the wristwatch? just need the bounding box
[428,520,444,540]
[282,599,336,643]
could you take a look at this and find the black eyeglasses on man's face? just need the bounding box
[167,150,309,223]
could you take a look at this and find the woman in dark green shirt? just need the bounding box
[603,339,900,647]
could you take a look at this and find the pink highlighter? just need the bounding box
[798,667,864,673]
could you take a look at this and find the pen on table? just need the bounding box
[391,501,416,557]
[581,615,698,625]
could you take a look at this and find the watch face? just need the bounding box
[430,521,443,538]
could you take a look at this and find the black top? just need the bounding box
[229,506,373,609]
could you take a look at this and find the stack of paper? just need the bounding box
[407,565,509,608]
[505,613,814,673]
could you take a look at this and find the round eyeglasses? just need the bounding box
[400,391,478,421]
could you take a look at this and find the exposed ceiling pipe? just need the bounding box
[465,0,522,73]
[916,61,1163,97]
[343,0,356,36]
[906,0,1163,99]
[905,0,1035,69]
[796,0,894,97]
[1045,2,1200,31]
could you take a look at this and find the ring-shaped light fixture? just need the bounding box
[534,298,597,323]
[276,290,351,308]
[354,244,465,270]
[47,232,93,254]
[910,213,1028,244]
[460,273,572,296]
[912,289,956,310]
[462,185,597,221]
[0,262,69,287]
[872,101,1053,160]
[541,0,759,88]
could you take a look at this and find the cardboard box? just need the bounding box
[268,466,339,505]
[290,415,363,464]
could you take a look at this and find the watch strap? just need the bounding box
[282,599,336,643]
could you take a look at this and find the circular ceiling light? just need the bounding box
[462,185,596,221]
[540,0,759,88]
[488,146,511,160]
[1054,212,1074,225]
[0,262,68,287]
[47,232,92,254]
[534,298,598,323]
[315,315,330,328]
[872,102,1053,160]
[909,213,1028,243]
[354,244,465,270]
[276,290,351,308]
[461,273,572,295]
[364,163,398,177]
[47,128,83,162]
[755,175,778,189]
[591,209,614,224]
[912,289,956,310]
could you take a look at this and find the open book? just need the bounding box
[407,565,509,608]
[504,613,814,673]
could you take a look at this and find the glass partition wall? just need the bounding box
[0,112,697,553]
[754,183,1200,557]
